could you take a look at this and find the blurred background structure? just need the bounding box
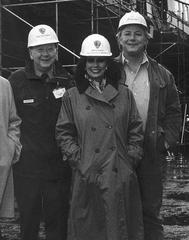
[0,0,188,148]
[1,0,189,152]
[0,1,189,239]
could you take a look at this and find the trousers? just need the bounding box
[137,153,165,240]
[14,173,71,240]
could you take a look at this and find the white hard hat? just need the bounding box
[80,34,112,57]
[118,11,147,31]
[27,24,59,48]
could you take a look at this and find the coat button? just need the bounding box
[110,103,115,108]
[105,124,112,129]
[95,148,100,153]
[62,155,67,161]
[152,130,155,134]
[86,105,91,110]
[91,127,96,131]
[110,146,116,151]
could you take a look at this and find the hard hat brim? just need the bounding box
[80,53,112,57]
[118,23,148,31]
[28,40,59,48]
[117,24,151,39]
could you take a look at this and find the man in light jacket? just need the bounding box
[0,76,21,239]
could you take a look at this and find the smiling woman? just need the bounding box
[79,34,112,90]
[56,33,144,240]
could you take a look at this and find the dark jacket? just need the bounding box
[9,61,74,179]
[115,54,182,173]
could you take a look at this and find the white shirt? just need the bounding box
[122,53,150,130]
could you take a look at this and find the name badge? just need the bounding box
[23,99,34,104]
[53,88,66,99]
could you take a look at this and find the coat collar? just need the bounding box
[147,56,167,88]
[85,84,118,104]
[25,60,70,83]
[115,53,167,88]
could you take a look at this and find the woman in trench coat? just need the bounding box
[56,34,144,240]
[0,76,21,238]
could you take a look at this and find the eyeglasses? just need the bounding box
[86,57,107,63]
[33,46,57,54]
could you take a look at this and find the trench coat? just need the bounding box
[0,77,21,218]
[56,83,144,240]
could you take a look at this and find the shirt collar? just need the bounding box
[122,52,149,67]
[25,61,55,82]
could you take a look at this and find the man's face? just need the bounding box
[118,24,148,57]
[29,43,58,72]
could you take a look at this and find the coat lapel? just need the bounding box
[85,84,118,104]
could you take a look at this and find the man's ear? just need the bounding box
[116,31,123,51]
[29,49,33,60]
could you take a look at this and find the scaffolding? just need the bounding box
[0,0,189,90]
[0,0,189,147]
[0,1,188,61]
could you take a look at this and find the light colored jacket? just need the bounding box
[0,77,21,218]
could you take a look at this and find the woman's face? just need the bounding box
[85,57,107,80]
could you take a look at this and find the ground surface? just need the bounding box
[161,153,189,240]
[1,154,189,239]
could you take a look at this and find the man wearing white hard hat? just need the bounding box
[115,11,182,240]
[9,24,74,240]
[56,33,144,240]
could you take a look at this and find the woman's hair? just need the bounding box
[74,57,122,93]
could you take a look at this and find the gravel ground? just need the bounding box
[1,155,189,240]
[161,154,189,240]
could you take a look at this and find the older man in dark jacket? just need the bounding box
[9,24,74,240]
[115,11,182,240]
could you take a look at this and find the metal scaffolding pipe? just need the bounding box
[2,6,80,59]
[2,6,33,27]
[3,0,77,8]
[1,0,189,72]
[154,42,177,59]
[0,1,2,75]
[91,0,94,33]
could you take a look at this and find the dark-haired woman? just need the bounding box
[56,34,144,240]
